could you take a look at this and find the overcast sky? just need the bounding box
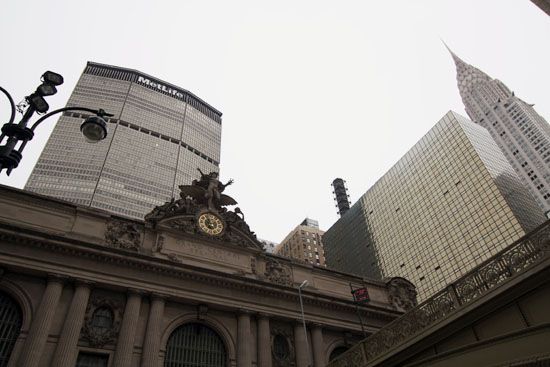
[1,1,549,243]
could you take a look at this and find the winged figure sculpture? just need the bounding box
[179,168,237,211]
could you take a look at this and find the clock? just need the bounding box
[197,212,225,236]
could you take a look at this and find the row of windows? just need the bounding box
[323,114,535,300]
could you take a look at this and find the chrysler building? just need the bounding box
[448,47,550,216]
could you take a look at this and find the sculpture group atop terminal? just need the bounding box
[145,170,263,250]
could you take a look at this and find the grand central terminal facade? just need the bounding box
[0,181,415,367]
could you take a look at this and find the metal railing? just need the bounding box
[328,221,550,367]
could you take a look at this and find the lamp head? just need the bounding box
[299,280,309,289]
[27,94,49,113]
[41,71,64,86]
[37,83,57,97]
[80,115,108,143]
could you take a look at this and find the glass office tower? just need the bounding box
[25,62,221,219]
[323,111,545,300]
[448,47,550,216]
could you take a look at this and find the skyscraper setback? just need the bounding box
[448,47,550,216]
[25,62,222,219]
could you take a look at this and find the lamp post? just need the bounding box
[0,71,112,175]
[298,280,312,367]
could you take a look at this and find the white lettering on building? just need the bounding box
[137,76,185,99]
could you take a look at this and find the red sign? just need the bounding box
[352,287,370,303]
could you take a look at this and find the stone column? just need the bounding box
[311,324,324,367]
[113,290,143,367]
[237,310,252,367]
[140,294,165,367]
[257,314,271,367]
[50,280,93,367]
[17,275,65,367]
[294,321,309,367]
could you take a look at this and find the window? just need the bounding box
[273,334,290,362]
[0,291,22,365]
[330,346,349,362]
[165,323,226,367]
[75,352,108,367]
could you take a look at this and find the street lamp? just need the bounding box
[298,280,312,367]
[0,71,112,175]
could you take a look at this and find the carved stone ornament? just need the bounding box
[104,219,142,252]
[387,277,418,311]
[166,253,183,263]
[264,258,293,287]
[250,257,257,274]
[144,172,264,251]
[271,322,295,367]
[81,296,122,347]
[152,235,165,253]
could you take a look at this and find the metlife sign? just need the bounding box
[136,75,186,100]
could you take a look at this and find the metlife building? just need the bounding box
[25,62,222,219]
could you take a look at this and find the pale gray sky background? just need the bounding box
[1,1,549,243]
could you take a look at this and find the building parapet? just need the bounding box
[328,220,550,367]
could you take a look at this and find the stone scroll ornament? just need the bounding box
[387,277,418,311]
[144,169,264,251]
[263,258,293,286]
[104,219,142,252]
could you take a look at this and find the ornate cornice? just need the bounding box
[0,222,399,323]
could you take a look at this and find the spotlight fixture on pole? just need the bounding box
[0,71,112,175]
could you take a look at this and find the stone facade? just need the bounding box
[0,184,408,367]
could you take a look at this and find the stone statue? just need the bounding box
[196,168,234,211]
[177,169,237,212]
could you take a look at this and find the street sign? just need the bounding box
[352,287,369,303]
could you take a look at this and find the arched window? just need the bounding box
[329,346,349,362]
[165,323,226,367]
[0,291,22,367]
[272,334,290,362]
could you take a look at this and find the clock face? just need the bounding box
[198,213,225,236]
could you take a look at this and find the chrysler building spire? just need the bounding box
[445,44,491,92]
[447,45,550,216]
[444,42,499,118]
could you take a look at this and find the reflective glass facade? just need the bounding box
[25,62,221,219]
[323,111,546,300]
